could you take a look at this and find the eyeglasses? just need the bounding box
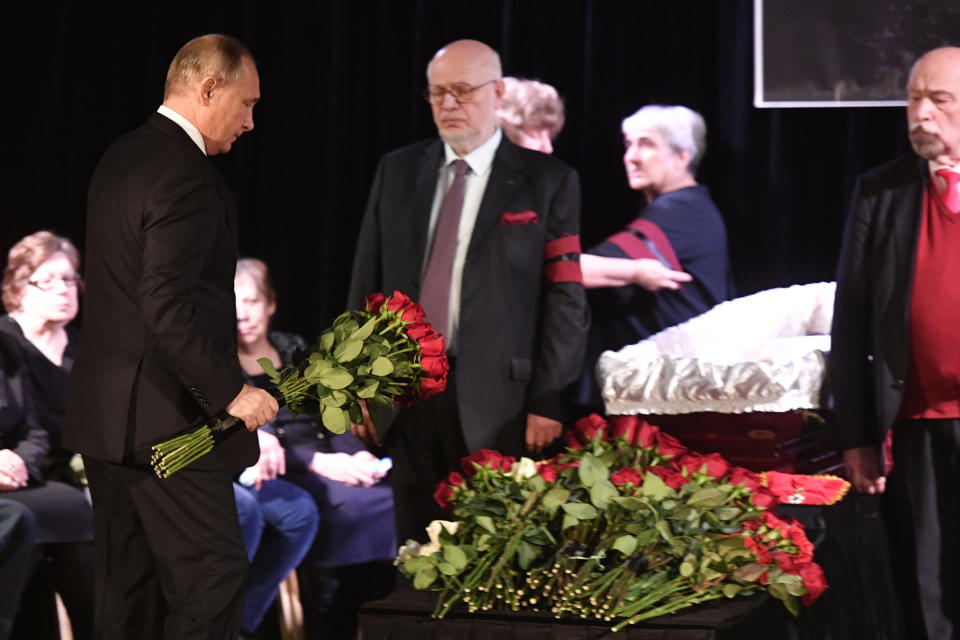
[27,275,82,291]
[423,80,498,105]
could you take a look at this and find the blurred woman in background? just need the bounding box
[235,257,395,640]
[0,230,93,640]
[495,76,565,154]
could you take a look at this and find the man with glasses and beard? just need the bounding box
[348,39,588,544]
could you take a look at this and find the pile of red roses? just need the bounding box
[414,412,841,628]
[365,291,449,403]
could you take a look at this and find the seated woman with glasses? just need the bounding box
[235,258,395,640]
[0,230,94,639]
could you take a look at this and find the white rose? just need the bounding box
[511,457,538,482]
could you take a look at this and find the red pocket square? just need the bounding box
[500,210,540,225]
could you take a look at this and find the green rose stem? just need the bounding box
[151,388,286,477]
[611,584,726,631]
[437,541,502,617]
[438,490,541,617]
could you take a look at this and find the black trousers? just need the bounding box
[887,418,960,640]
[84,458,248,640]
[0,499,35,640]
[385,368,469,545]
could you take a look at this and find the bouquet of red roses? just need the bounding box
[151,291,448,478]
[399,414,842,629]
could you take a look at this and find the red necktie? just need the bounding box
[420,159,469,338]
[936,168,960,213]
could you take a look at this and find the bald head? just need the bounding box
[425,40,504,156]
[427,40,502,80]
[907,46,960,164]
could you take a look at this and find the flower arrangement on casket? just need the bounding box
[398,413,846,631]
[151,291,448,477]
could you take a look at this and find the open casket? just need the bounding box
[596,282,842,474]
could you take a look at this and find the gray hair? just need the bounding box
[622,105,707,174]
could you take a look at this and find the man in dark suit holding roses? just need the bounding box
[348,39,588,543]
[64,34,278,639]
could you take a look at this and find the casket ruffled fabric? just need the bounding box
[598,282,835,415]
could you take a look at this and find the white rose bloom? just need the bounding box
[511,457,538,482]
[419,520,459,556]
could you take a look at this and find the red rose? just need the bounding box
[447,471,464,488]
[798,562,828,604]
[461,449,516,476]
[417,375,447,399]
[365,292,386,313]
[741,535,773,566]
[385,290,412,313]
[406,322,430,340]
[637,421,660,449]
[537,464,558,483]
[786,521,815,562]
[420,355,449,378]
[417,332,445,357]
[433,480,454,510]
[653,430,687,458]
[648,465,689,490]
[677,452,730,480]
[570,414,609,446]
[564,429,583,451]
[610,467,644,487]
[400,300,425,323]
[752,487,778,509]
[729,466,764,493]
[608,415,640,444]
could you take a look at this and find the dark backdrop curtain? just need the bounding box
[3,0,911,338]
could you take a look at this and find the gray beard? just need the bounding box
[909,131,945,160]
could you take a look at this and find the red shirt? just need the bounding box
[900,174,960,418]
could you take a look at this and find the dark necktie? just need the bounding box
[420,159,470,338]
[936,168,960,213]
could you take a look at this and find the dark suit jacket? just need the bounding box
[830,154,927,451]
[63,113,257,470]
[348,136,589,453]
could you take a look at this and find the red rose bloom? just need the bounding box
[420,355,449,378]
[417,333,445,357]
[610,467,644,487]
[571,414,609,445]
[461,449,516,477]
[365,292,386,313]
[729,466,764,493]
[677,452,731,480]
[385,290,412,313]
[564,429,583,451]
[405,322,430,341]
[636,420,659,449]
[648,465,690,490]
[653,430,687,458]
[537,464,558,483]
[751,487,778,509]
[417,375,447,398]
[609,415,639,444]
[400,301,425,323]
[433,479,455,510]
[799,562,828,604]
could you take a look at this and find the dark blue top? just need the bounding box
[576,185,736,408]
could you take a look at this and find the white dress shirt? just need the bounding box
[423,128,503,353]
[157,105,206,155]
